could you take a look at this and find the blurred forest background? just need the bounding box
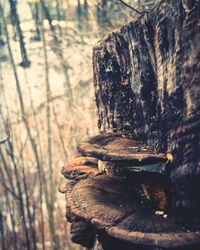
[0,0,159,249]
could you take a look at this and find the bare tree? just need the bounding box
[8,0,30,67]
[0,210,5,250]
[0,3,45,249]
[39,5,59,249]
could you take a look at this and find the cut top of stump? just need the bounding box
[78,133,168,165]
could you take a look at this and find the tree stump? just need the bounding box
[93,0,200,229]
[59,0,200,249]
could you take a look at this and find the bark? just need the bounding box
[93,0,200,229]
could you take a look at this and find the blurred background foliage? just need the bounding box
[0,0,159,249]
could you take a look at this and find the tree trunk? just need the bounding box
[93,0,200,229]
[0,21,4,46]
[0,210,5,250]
[40,0,55,34]
[8,0,30,67]
[33,3,41,40]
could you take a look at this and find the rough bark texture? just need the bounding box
[93,0,200,228]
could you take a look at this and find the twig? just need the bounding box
[118,0,141,14]
[0,136,9,144]
[0,167,19,199]
[0,130,10,144]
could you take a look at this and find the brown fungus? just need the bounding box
[60,175,200,249]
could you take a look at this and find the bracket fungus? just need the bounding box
[59,133,200,249]
[59,170,200,249]
[58,0,200,248]
[78,132,168,164]
[79,132,172,211]
[61,156,99,180]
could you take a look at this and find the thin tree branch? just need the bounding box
[0,136,9,144]
[0,130,10,144]
[0,167,19,199]
[117,0,141,14]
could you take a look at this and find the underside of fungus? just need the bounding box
[59,173,200,249]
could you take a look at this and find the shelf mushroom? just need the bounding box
[59,174,200,249]
[59,133,200,249]
[78,132,168,162]
[78,132,173,211]
[61,156,99,180]
[78,133,171,177]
